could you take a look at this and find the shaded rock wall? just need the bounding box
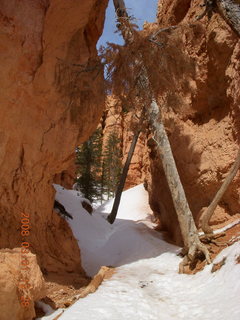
[104,96,148,189]
[148,0,240,244]
[53,153,76,189]
[0,0,108,274]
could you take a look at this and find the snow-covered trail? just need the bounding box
[59,243,240,320]
[41,184,240,320]
[54,184,178,276]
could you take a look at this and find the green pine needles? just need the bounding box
[75,128,122,203]
[102,131,123,200]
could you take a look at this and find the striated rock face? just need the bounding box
[147,0,240,244]
[0,0,108,276]
[0,248,45,320]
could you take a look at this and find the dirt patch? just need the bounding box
[35,266,115,316]
[211,257,226,273]
[40,272,91,309]
[34,304,46,319]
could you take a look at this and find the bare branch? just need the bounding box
[201,148,240,234]
[149,25,178,40]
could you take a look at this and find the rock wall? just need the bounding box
[147,0,240,244]
[0,0,108,278]
[53,154,76,189]
[0,249,45,320]
[104,96,148,189]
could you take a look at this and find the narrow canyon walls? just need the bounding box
[148,0,240,244]
[0,0,108,275]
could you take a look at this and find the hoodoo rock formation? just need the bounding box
[0,0,107,316]
[147,0,240,244]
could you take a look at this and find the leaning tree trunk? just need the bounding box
[112,0,211,266]
[197,1,240,36]
[216,0,240,37]
[107,129,141,224]
[148,101,210,264]
[201,148,240,234]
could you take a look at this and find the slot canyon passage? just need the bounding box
[0,0,240,319]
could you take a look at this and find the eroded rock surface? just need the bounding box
[0,248,45,320]
[147,0,240,244]
[0,0,107,275]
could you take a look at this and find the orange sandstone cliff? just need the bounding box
[147,0,240,244]
[0,0,108,316]
[102,0,240,245]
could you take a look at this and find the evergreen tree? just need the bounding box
[75,127,123,203]
[75,128,103,202]
[102,131,122,199]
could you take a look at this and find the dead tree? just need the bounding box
[112,0,211,269]
[107,105,146,224]
[198,0,240,37]
[197,0,240,233]
[107,129,141,224]
[201,148,240,234]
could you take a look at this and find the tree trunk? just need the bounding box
[148,100,210,266]
[112,0,211,266]
[107,129,140,224]
[216,0,240,37]
[113,0,128,17]
[201,148,240,234]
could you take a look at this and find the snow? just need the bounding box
[58,242,240,320]
[40,184,240,320]
[53,184,172,276]
[95,184,154,225]
[213,218,240,234]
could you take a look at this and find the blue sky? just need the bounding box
[97,0,158,48]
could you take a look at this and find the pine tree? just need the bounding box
[75,128,103,202]
[102,131,122,199]
[75,126,123,203]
